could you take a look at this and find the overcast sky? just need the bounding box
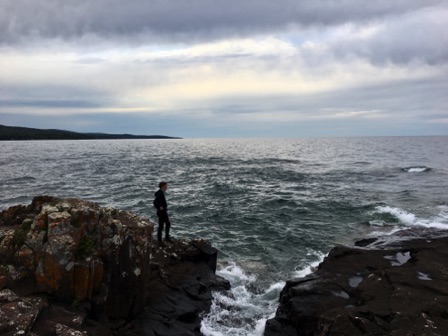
[1,0,447,137]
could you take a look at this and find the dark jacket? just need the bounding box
[153,190,167,211]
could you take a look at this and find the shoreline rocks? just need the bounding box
[264,228,448,336]
[135,239,230,335]
[0,196,229,335]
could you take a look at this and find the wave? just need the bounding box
[201,262,281,336]
[373,205,448,230]
[402,166,430,173]
[201,252,326,336]
[291,251,326,279]
[2,176,37,186]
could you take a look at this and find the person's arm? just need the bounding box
[154,193,164,211]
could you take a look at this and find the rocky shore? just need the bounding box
[265,228,448,336]
[0,196,229,336]
[4,196,448,336]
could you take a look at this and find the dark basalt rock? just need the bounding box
[0,197,229,335]
[265,228,448,336]
[133,239,230,336]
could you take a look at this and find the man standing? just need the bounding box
[153,182,172,243]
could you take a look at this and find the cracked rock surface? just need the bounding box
[265,228,448,336]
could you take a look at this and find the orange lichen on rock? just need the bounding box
[0,196,154,314]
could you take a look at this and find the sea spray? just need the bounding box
[374,205,448,230]
[201,262,277,336]
[201,254,325,336]
[291,251,326,279]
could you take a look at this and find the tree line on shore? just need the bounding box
[0,124,180,140]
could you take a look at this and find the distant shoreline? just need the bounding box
[0,124,182,141]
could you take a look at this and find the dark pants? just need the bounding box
[157,210,171,242]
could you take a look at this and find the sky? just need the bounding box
[1,0,447,138]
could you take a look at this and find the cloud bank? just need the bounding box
[1,0,444,44]
[0,0,447,137]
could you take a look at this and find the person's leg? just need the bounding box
[165,214,171,241]
[157,213,164,242]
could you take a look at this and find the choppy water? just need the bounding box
[1,137,448,335]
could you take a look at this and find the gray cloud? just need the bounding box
[1,0,447,137]
[1,0,445,45]
[324,7,448,65]
[0,99,101,109]
[201,75,448,123]
[0,82,115,114]
[1,73,446,137]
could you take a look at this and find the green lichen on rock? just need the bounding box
[12,220,33,249]
[0,264,12,280]
[22,219,33,231]
[12,230,27,249]
[76,235,95,260]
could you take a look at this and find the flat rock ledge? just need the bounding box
[0,196,229,336]
[265,228,448,336]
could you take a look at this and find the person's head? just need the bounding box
[159,181,168,191]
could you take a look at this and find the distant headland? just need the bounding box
[0,124,182,140]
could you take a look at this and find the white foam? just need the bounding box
[366,227,402,238]
[201,262,285,336]
[202,256,332,336]
[291,251,326,278]
[406,167,428,173]
[265,281,286,293]
[376,206,416,225]
[254,318,269,335]
[200,324,225,336]
[368,219,389,227]
[217,262,257,284]
[375,205,448,230]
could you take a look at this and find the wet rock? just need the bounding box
[265,229,448,336]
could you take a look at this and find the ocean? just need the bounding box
[1,137,447,335]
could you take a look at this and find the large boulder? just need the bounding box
[265,228,448,336]
[0,196,153,321]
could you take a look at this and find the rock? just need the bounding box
[0,288,48,336]
[0,196,153,319]
[30,303,112,336]
[0,196,229,335]
[55,323,87,336]
[134,239,231,336]
[265,229,448,336]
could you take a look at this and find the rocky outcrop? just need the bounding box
[0,196,229,335]
[135,239,230,336]
[265,228,448,336]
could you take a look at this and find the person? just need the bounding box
[153,181,172,243]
